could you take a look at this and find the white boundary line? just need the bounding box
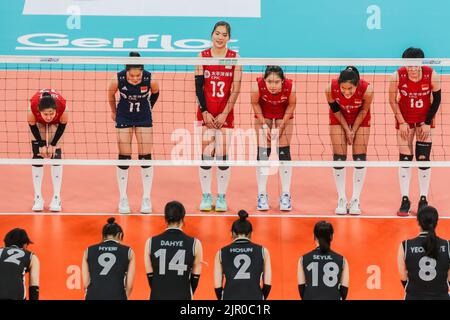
[2,159,450,167]
[0,55,449,66]
[0,212,449,219]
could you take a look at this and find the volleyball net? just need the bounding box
[1,55,450,168]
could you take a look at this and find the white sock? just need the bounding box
[199,167,212,195]
[351,167,366,201]
[399,167,411,197]
[333,168,346,200]
[117,168,129,199]
[217,167,231,195]
[32,166,43,199]
[279,166,292,195]
[418,168,431,197]
[257,167,270,195]
[51,165,63,199]
[141,166,153,199]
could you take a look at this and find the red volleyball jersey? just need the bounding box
[397,66,433,124]
[329,78,370,127]
[196,48,236,128]
[257,77,293,119]
[30,89,66,125]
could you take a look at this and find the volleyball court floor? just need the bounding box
[0,70,449,299]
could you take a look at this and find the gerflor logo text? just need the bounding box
[17,33,239,53]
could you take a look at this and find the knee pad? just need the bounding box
[352,153,366,169]
[257,147,271,161]
[200,155,213,170]
[278,146,291,161]
[118,154,131,170]
[51,148,62,159]
[399,154,413,169]
[32,141,44,167]
[138,154,152,169]
[416,142,432,170]
[51,148,62,167]
[333,154,347,170]
[216,155,229,171]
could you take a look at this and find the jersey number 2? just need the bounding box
[1,249,25,266]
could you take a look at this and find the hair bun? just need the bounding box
[107,217,116,224]
[129,51,141,57]
[238,210,249,221]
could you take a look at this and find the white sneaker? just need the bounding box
[119,198,131,214]
[335,198,348,215]
[279,193,292,211]
[257,194,269,211]
[32,196,44,212]
[140,197,152,214]
[49,196,61,212]
[348,198,361,215]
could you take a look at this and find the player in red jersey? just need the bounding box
[389,48,441,216]
[251,66,296,211]
[27,89,68,212]
[325,67,374,215]
[195,21,242,212]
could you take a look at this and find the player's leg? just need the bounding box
[214,128,232,212]
[45,124,63,212]
[116,128,133,214]
[199,127,215,211]
[416,126,433,211]
[348,126,370,215]
[255,119,272,211]
[397,127,415,216]
[31,126,44,211]
[136,127,154,214]
[330,125,348,214]
[275,118,293,211]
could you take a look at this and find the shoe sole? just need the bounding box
[215,208,227,212]
[397,212,410,217]
[119,210,131,214]
[335,211,347,215]
[257,207,269,211]
[349,211,361,215]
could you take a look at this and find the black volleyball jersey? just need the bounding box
[0,246,33,300]
[150,228,196,300]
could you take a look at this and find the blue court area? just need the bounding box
[0,0,449,58]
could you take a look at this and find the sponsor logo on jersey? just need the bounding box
[421,84,429,91]
[204,70,211,79]
[400,90,408,96]
[121,86,128,91]
[354,99,362,105]
[402,84,408,88]
[140,86,148,93]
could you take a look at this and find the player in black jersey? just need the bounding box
[108,51,160,214]
[397,206,450,300]
[144,201,203,300]
[297,221,349,300]
[214,210,272,300]
[82,218,136,300]
[0,228,39,300]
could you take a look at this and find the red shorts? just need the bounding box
[196,108,234,129]
[395,119,435,130]
[329,111,371,127]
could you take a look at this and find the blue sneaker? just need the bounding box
[215,194,227,212]
[199,193,213,211]
[257,193,269,211]
[279,193,292,211]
